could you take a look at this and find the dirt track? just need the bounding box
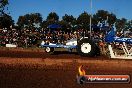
[0,49,132,88]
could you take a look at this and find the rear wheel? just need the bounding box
[45,47,54,53]
[77,38,100,57]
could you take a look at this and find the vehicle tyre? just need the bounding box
[45,47,54,53]
[77,38,100,57]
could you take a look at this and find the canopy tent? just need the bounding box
[48,24,61,29]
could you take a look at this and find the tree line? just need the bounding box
[0,0,132,32]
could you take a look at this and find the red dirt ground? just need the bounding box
[0,48,132,88]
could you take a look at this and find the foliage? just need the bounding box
[125,20,132,32]
[17,13,42,29]
[93,10,117,26]
[0,13,14,29]
[46,12,59,22]
[115,18,127,32]
[77,12,90,29]
[0,0,8,15]
[61,14,76,31]
[1,1,130,32]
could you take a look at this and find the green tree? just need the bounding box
[58,20,70,32]
[30,13,42,28]
[0,13,14,29]
[62,14,76,23]
[62,14,76,30]
[17,13,42,29]
[17,16,26,29]
[107,13,117,25]
[94,10,108,22]
[124,20,132,32]
[0,0,8,15]
[77,12,90,29]
[93,10,117,25]
[41,20,47,29]
[47,12,59,22]
[92,15,98,25]
[43,12,59,28]
[115,18,127,32]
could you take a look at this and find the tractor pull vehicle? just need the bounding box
[41,26,132,59]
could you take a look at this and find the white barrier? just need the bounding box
[6,44,17,48]
[108,44,132,59]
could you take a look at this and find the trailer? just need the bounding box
[41,38,77,53]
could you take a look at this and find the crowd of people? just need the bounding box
[1,28,38,47]
[0,27,131,48]
[0,27,105,47]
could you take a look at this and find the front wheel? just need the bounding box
[77,38,100,57]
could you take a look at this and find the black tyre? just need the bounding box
[77,38,100,57]
[45,47,54,53]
